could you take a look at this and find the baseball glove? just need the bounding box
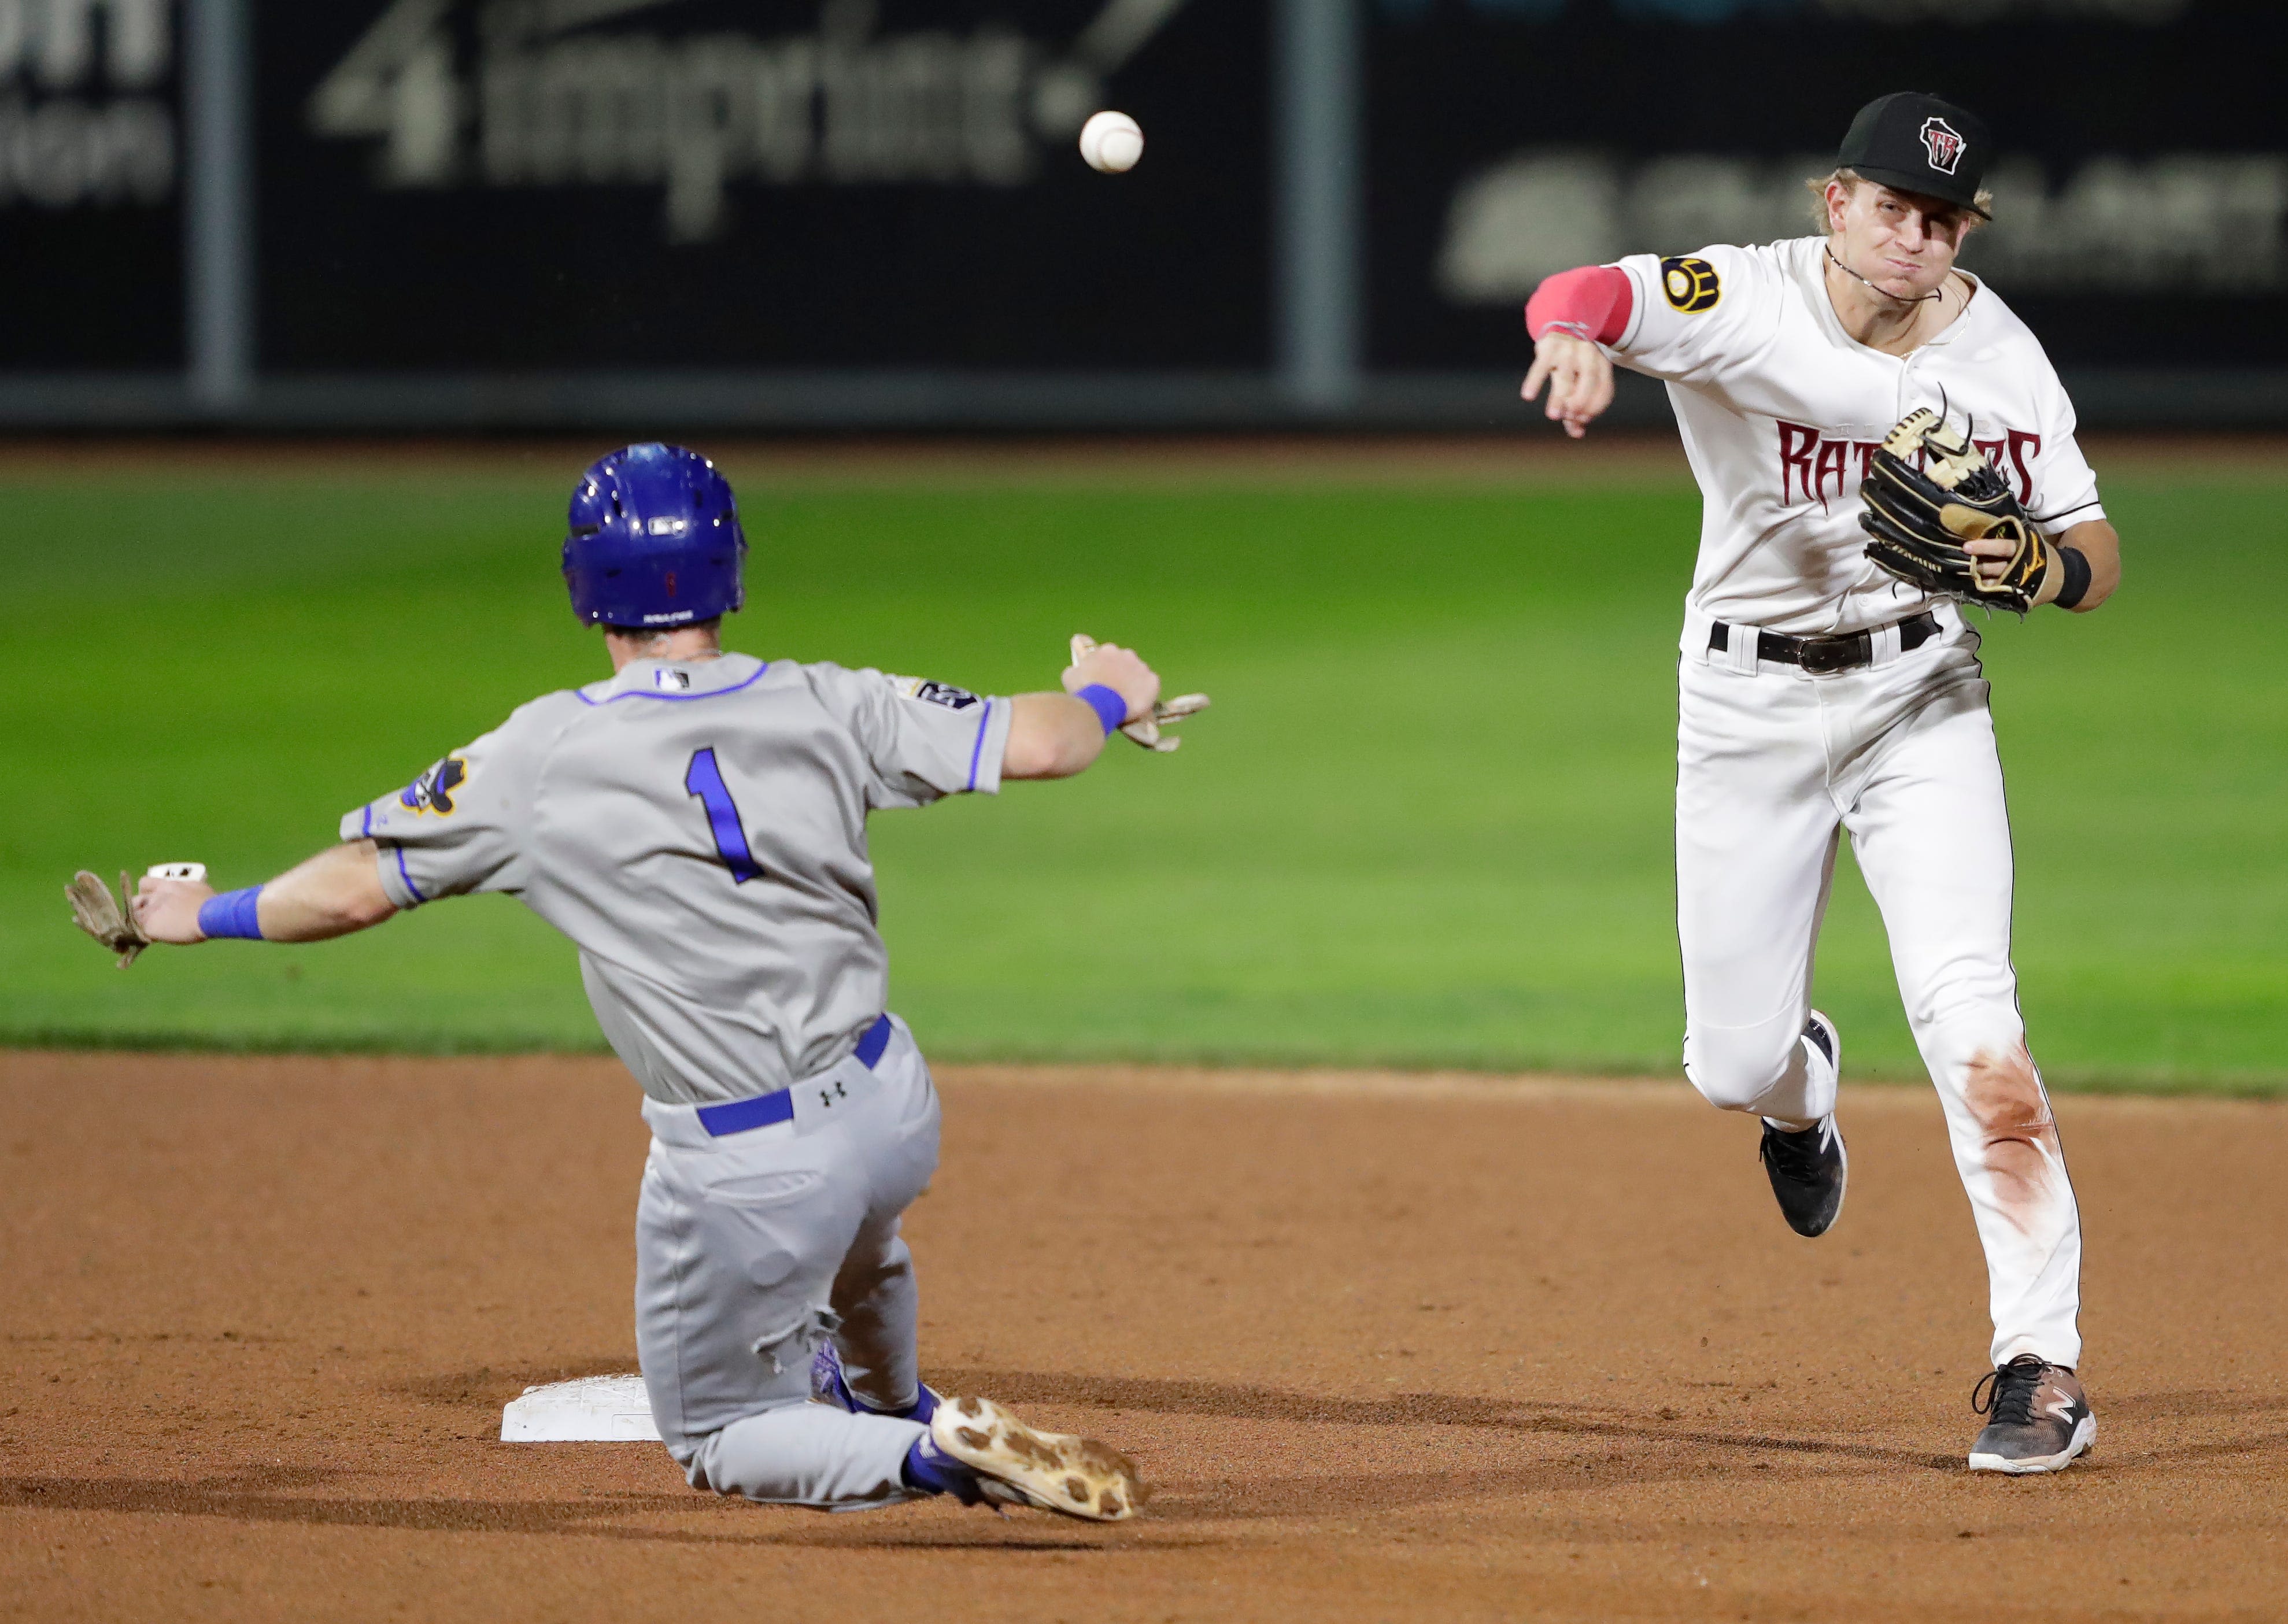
[1069,635,1209,753]
[67,870,150,968]
[1859,408,2052,615]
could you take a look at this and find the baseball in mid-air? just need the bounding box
[1079,110,1144,174]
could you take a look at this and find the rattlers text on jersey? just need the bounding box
[1609,235,2105,637]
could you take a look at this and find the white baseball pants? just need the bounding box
[1675,608,2082,1368]
[634,1016,942,1508]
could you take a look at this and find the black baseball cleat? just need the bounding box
[1760,1116,1847,1236]
[1758,1015,1847,1237]
[1969,1355,2097,1474]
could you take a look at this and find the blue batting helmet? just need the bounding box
[561,443,747,628]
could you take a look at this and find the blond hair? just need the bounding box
[1808,167,1992,232]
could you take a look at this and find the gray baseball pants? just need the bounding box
[635,1016,940,1508]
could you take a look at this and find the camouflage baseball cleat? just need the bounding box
[1969,1355,2096,1474]
[925,1396,1145,1521]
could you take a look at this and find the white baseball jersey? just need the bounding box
[1608,235,2105,637]
[1635,235,2095,1370]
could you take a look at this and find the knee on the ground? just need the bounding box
[1683,1019,1804,1114]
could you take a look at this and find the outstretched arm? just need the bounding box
[1522,335,1617,439]
[1002,642,1161,780]
[133,839,400,946]
[1521,264,1633,439]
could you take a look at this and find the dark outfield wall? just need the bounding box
[1370,0,2288,374]
[2,0,2283,409]
[1,0,181,366]
[257,0,1273,371]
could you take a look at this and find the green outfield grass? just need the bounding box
[3,455,2282,1092]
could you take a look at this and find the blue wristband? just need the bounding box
[1074,684,1128,736]
[197,886,265,941]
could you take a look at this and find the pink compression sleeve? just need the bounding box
[1525,265,1633,346]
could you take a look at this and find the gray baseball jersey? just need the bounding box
[340,653,1012,1103]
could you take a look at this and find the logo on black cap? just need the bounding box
[1838,93,1992,219]
[1920,117,1967,176]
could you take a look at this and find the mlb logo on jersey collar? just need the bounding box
[578,653,771,706]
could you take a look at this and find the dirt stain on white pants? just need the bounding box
[1962,1042,2062,1234]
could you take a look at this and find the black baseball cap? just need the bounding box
[1837,92,1993,218]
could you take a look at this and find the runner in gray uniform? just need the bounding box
[105,444,1170,1522]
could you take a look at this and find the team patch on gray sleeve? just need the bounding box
[397,756,470,816]
[892,676,981,711]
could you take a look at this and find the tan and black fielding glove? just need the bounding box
[1860,408,2053,615]
[67,870,151,968]
[1069,635,1210,753]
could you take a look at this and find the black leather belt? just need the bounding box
[1707,611,1940,675]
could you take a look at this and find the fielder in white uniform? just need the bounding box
[98,444,1176,1520]
[1521,93,2121,1474]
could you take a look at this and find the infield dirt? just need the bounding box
[5,1052,2285,1622]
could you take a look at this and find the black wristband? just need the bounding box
[2053,545,2092,611]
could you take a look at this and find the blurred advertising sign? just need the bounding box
[1369,0,2287,371]
[261,0,1271,369]
[0,0,181,365]
[1437,151,2288,300]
